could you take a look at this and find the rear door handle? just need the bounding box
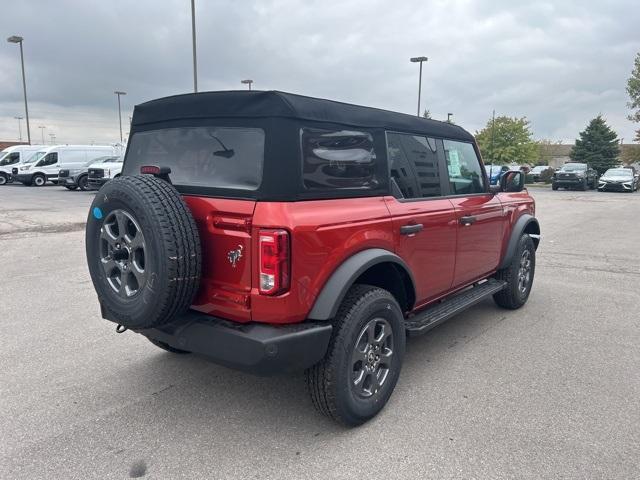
[400,223,424,235]
[460,216,476,226]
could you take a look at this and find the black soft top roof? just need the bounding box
[132,90,475,142]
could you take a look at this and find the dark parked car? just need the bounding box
[552,162,598,190]
[598,168,638,192]
[85,90,540,426]
[530,165,552,182]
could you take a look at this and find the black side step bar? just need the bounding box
[404,279,506,336]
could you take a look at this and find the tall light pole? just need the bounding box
[410,56,428,117]
[191,0,198,92]
[7,35,31,144]
[241,79,253,90]
[38,125,46,144]
[447,113,453,123]
[49,133,56,145]
[114,91,127,142]
[14,116,23,142]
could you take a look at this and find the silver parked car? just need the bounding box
[58,156,121,191]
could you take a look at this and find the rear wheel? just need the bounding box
[306,285,405,426]
[33,174,46,187]
[494,234,536,309]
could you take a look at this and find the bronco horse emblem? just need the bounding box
[227,245,243,268]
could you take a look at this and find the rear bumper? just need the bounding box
[130,310,333,375]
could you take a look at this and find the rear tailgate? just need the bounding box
[185,196,256,322]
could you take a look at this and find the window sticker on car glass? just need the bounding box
[448,149,461,177]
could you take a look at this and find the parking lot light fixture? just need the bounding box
[7,35,31,144]
[114,91,127,142]
[410,56,428,117]
[241,79,253,90]
[38,126,46,144]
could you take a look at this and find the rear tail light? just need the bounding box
[259,229,290,295]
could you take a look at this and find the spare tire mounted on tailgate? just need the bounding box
[86,175,201,329]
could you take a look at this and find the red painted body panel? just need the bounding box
[183,187,535,326]
[384,196,457,304]
[449,194,504,286]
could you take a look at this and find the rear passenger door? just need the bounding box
[443,140,504,287]
[384,132,457,306]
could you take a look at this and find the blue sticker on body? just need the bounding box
[93,207,103,220]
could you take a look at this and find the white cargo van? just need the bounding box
[12,145,117,186]
[0,145,43,185]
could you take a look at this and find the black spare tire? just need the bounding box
[86,175,201,329]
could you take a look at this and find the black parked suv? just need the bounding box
[552,162,598,190]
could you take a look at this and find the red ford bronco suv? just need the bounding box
[86,91,540,426]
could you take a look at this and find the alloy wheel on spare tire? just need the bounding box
[85,175,201,329]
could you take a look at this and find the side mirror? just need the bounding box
[499,170,525,192]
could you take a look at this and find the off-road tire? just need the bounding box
[305,285,405,426]
[148,338,191,354]
[493,234,535,309]
[86,175,201,329]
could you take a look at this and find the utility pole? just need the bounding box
[490,109,496,164]
[14,116,23,142]
[7,36,31,144]
[114,91,127,142]
[191,0,198,92]
[38,126,46,144]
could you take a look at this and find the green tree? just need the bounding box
[570,115,620,174]
[475,116,537,165]
[626,52,640,142]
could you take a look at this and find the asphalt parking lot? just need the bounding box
[1,183,639,479]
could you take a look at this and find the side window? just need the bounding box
[387,132,442,199]
[0,152,20,165]
[39,152,58,166]
[443,140,485,195]
[301,128,378,190]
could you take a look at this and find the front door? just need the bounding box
[442,139,504,287]
[385,133,457,306]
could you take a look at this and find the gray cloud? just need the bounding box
[1,0,639,144]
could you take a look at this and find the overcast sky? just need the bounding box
[2,0,639,145]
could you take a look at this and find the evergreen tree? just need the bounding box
[422,109,431,119]
[570,115,620,174]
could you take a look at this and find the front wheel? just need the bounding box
[551,183,558,191]
[65,185,78,191]
[78,174,89,191]
[306,285,405,426]
[0,173,9,185]
[493,234,536,309]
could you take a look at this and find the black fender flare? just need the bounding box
[498,214,540,270]
[307,248,416,321]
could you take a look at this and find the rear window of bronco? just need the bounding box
[124,126,265,190]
